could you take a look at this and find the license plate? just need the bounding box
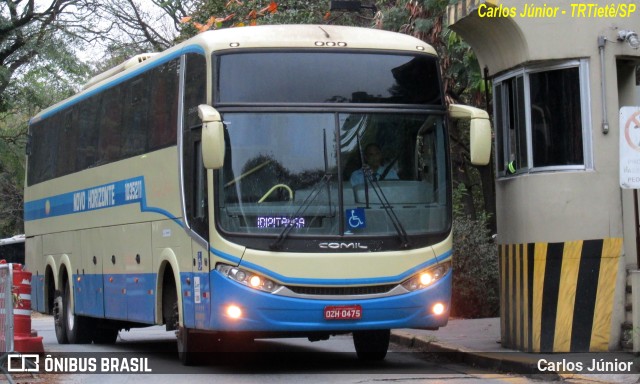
[324,305,362,320]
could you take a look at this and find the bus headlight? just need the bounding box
[216,264,281,293]
[401,261,451,292]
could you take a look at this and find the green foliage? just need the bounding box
[266,0,329,24]
[413,18,434,33]
[176,0,374,41]
[451,183,499,318]
[0,105,26,237]
[0,32,89,237]
[380,6,410,30]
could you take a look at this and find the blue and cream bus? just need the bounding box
[24,25,490,364]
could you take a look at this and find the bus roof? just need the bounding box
[31,25,437,123]
[194,24,436,54]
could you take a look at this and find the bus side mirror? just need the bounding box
[198,104,225,169]
[448,104,492,166]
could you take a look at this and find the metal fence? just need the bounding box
[0,263,14,353]
[0,263,15,383]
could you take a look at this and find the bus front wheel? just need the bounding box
[177,326,207,366]
[353,329,390,361]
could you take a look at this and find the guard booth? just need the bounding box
[447,0,640,352]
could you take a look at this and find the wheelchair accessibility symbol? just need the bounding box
[347,208,366,229]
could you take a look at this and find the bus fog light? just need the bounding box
[226,305,242,319]
[433,303,445,315]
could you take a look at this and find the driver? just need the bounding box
[350,143,398,186]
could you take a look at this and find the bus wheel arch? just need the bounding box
[160,263,179,331]
[44,264,56,315]
[156,250,181,330]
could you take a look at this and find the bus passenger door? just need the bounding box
[181,52,211,329]
[184,130,212,329]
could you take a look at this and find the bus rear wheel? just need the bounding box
[60,281,92,344]
[53,290,68,344]
[353,329,390,361]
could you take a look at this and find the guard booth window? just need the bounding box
[493,60,591,177]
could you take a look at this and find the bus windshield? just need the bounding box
[217,112,450,250]
[217,51,442,105]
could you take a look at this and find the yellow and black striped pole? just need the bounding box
[499,238,622,352]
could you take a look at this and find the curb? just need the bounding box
[390,330,562,381]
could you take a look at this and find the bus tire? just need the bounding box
[53,290,68,344]
[61,281,92,344]
[177,326,203,366]
[353,329,390,361]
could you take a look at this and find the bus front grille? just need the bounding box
[286,284,396,296]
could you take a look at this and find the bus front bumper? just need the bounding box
[206,270,451,333]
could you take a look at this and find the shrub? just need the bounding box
[451,212,500,318]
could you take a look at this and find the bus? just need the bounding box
[24,25,491,364]
[0,234,25,264]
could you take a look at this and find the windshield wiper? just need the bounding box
[356,133,410,248]
[270,129,333,251]
[269,173,332,250]
[362,166,410,249]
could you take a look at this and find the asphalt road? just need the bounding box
[11,315,552,383]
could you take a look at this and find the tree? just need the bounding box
[375,0,494,227]
[0,0,97,111]
[0,1,97,236]
[90,0,198,53]
[176,0,375,40]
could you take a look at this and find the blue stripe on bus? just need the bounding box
[23,176,183,227]
[31,45,206,123]
[49,266,450,329]
[25,175,450,287]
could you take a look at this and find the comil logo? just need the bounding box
[319,242,368,250]
[7,354,39,372]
